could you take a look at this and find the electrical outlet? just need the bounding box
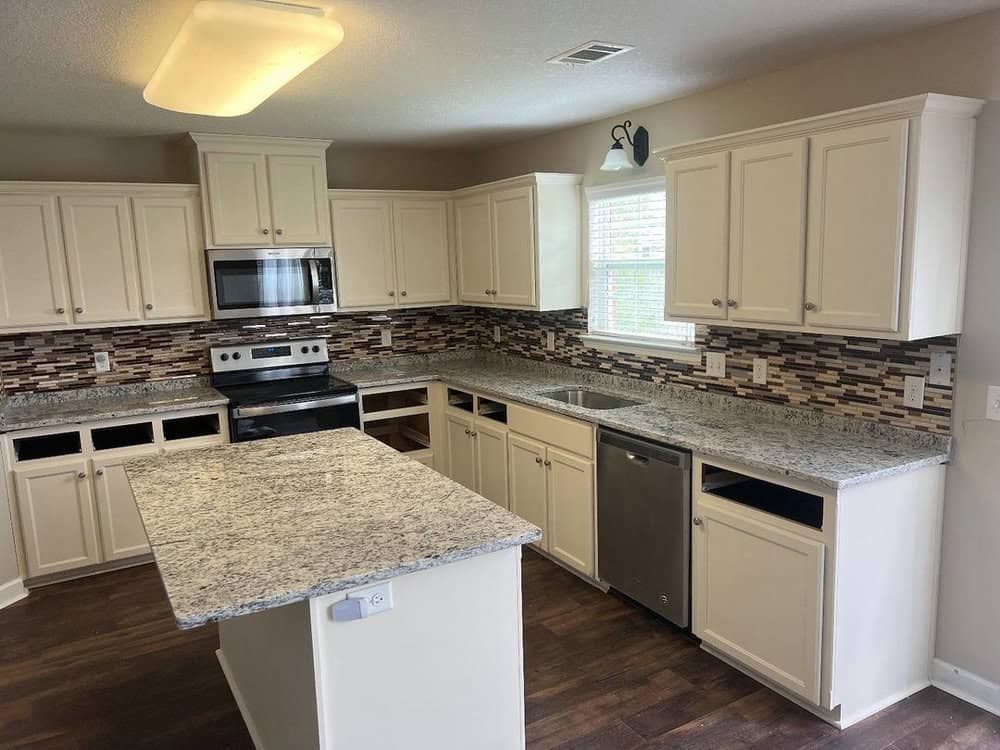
[493,325,501,343]
[331,582,393,622]
[545,331,555,351]
[94,351,111,373]
[929,352,952,386]
[705,352,726,378]
[986,386,1000,421]
[903,375,925,409]
[380,327,392,347]
[752,358,767,385]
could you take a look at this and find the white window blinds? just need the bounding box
[588,186,695,346]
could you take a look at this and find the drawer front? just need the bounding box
[508,403,593,459]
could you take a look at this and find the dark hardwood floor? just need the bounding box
[1,551,997,749]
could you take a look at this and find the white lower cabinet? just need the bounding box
[546,447,595,576]
[693,500,824,704]
[13,460,101,578]
[508,434,548,539]
[93,456,152,562]
[445,408,510,509]
[445,412,477,492]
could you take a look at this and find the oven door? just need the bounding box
[230,394,360,442]
[208,247,337,319]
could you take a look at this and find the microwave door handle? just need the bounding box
[308,259,321,306]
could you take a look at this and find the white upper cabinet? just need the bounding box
[329,192,453,310]
[658,94,983,340]
[805,121,907,332]
[665,152,730,320]
[0,194,71,328]
[131,192,207,320]
[454,173,581,311]
[59,193,143,325]
[729,138,807,326]
[192,133,332,249]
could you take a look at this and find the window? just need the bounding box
[586,179,696,353]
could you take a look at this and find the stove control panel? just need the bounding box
[210,338,329,373]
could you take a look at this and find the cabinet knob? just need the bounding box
[535,456,543,464]
[804,301,816,311]
[146,303,153,310]
[485,288,491,295]
[711,298,722,307]
[464,428,471,435]
[95,469,104,476]
[470,431,477,437]
[77,472,86,480]
[727,299,738,308]
[400,291,407,297]
[75,307,83,314]
[491,289,497,295]
[693,517,703,526]
[275,228,283,236]
[56,307,65,314]
[261,228,270,235]
[544,459,551,467]
[388,290,395,297]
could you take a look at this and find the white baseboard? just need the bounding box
[931,658,1000,718]
[216,648,266,750]
[0,578,27,609]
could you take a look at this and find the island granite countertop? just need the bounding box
[124,428,541,629]
[334,355,951,490]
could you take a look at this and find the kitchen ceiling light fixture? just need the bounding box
[143,0,344,117]
[600,120,649,171]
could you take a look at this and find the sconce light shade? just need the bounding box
[600,121,650,171]
[143,0,344,117]
[600,142,634,171]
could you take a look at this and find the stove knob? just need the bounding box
[232,352,241,360]
[301,346,310,354]
[312,345,320,353]
[220,353,229,361]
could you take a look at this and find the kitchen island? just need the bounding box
[124,429,541,750]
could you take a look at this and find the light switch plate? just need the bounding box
[493,325,501,343]
[929,352,952,386]
[380,327,392,347]
[94,352,111,373]
[986,386,1000,421]
[904,375,925,409]
[752,358,767,385]
[705,352,726,378]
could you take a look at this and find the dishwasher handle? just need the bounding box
[598,428,690,468]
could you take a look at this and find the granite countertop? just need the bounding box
[124,428,541,629]
[334,356,950,489]
[0,378,229,432]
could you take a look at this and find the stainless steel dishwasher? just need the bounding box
[597,428,691,628]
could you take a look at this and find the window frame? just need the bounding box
[583,177,699,362]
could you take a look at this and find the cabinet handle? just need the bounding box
[693,517,703,526]
[75,307,84,314]
[95,469,104,476]
[711,298,721,307]
[275,228,283,236]
[400,291,407,297]
[535,456,543,464]
[727,299,738,308]
[77,472,86,479]
[146,303,153,310]
[56,307,65,314]
[388,290,395,297]
[544,459,551,467]
[804,301,816,311]
[261,228,270,235]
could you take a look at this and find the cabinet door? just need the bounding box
[330,199,397,308]
[546,447,594,576]
[805,120,908,332]
[93,457,151,562]
[203,152,272,246]
[729,138,808,325]
[14,461,100,578]
[392,199,452,305]
[267,154,331,246]
[508,434,547,548]
[59,194,143,324]
[475,421,509,509]
[666,152,730,320]
[445,412,476,491]
[491,186,537,307]
[132,194,207,320]
[693,502,824,704]
[455,194,494,304]
[0,194,71,328]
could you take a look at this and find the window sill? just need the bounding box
[580,334,701,364]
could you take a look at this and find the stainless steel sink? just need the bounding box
[539,388,643,410]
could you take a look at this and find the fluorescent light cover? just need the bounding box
[143,0,344,117]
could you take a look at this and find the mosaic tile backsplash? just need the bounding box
[0,307,956,435]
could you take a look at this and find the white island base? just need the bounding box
[216,546,526,750]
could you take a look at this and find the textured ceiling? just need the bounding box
[1,0,997,148]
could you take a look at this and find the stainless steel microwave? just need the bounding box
[206,247,338,319]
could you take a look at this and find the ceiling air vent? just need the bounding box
[547,41,634,66]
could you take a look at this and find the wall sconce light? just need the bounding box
[600,120,649,171]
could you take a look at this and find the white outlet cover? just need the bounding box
[904,375,925,409]
[545,331,555,351]
[986,385,1000,421]
[380,327,392,347]
[705,352,726,378]
[929,352,952,386]
[94,351,111,373]
[752,358,767,385]
[493,325,501,342]
[350,581,393,617]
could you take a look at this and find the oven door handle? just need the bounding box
[232,394,358,419]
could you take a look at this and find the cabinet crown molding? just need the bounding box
[189,132,332,155]
[655,93,984,162]
[451,172,582,197]
[0,181,199,195]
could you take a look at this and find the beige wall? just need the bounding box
[326,147,471,190]
[470,9,1000,690]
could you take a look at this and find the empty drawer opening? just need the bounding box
[447,388,474,413]
[364,413,430,453]
[13,431,83,461]
[702,464,824,530]
[362,387,429,414]
[477,397,507,424]
[92,422,155,451]
[162,414,221,442]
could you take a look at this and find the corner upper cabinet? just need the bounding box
[454,173,582,311]
[658,94,983,340]
[192,133,332,249]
